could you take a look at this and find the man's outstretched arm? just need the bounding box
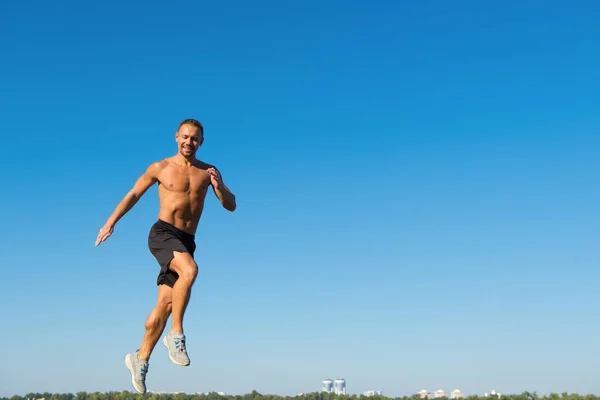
[95,162,162,246]
[207,167,236,212]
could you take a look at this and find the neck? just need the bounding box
[174,153,196,166]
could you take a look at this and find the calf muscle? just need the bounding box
[139,286,173,361]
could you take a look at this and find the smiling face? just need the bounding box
[176,122,204,158]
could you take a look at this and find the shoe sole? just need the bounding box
[124,354,146,395]
[163,336,190,366]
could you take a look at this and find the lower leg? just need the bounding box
[167,252,198,335]
[138,305,171,361]
[137,285,173,361]
[170,277,194,334]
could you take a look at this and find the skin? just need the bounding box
[95,122,236,362]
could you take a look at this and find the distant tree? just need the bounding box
[75,392,88,400]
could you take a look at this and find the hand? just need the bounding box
[95,224,114,246]
[207,167,223,189]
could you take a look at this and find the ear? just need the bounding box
[199,136,205,146]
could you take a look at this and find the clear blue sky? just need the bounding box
[1,0,599,397]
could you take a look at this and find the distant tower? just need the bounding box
[322,379,333,393]
[334,378,346,395]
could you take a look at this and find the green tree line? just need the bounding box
[2,391,598,400]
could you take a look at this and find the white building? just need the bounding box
[334,378,346,395]
[485,390,501,398]
[364,390,383,397]
[434,389,447,398]
[451,389,464,399]
[322,379,334,393]
[418,389,430,399]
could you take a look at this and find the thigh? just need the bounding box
[169,251,198,276]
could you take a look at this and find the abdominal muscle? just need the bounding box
[157,185,208,235]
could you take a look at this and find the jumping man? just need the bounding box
[95,119,236,394]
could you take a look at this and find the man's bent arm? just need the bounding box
[105,163,161,227]
[213,183,236,212]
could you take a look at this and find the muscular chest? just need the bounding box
[160,167,210,194]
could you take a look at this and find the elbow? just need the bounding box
[123,191,140,206]
[224,198,236,212]
[127,188,142,200]
[221,192,236,212]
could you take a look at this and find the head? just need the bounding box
[175,118,204,158]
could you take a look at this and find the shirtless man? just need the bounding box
[95,119,236,394]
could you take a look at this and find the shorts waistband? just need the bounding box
[155,219,195,239]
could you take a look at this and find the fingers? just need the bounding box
[208,170,222,186]
[95,229,111,246]
[96,235,107,246]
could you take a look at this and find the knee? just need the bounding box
[171,252,198,283]
[182,263,198,282]
[178,262,198,283]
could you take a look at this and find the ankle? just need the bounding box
[170,329,184,336]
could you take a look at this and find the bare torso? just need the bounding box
[155,157,213,235]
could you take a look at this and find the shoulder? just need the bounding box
[193,160,216,171]
[145,159,170,176]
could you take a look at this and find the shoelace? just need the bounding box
[140,362,148,377]
[175,337,187,353]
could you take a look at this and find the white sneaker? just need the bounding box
[163,332,190,366]
[124,351,148,394]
